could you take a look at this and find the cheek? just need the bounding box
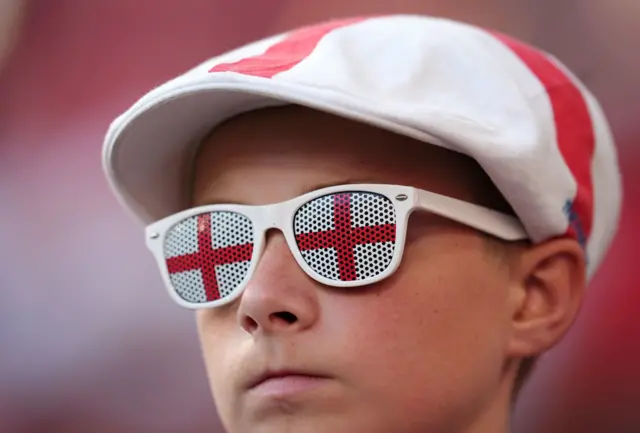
[195,310,246,405]
[331,237,509,345]
[322,236,511,413]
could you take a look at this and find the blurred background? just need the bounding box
[0,1,637,432]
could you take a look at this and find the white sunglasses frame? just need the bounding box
[145,184,528,310]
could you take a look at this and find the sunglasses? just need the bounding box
[146,184,527,309]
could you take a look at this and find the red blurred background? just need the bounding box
[0,1,637,432]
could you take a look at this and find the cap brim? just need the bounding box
[103,75,447,224]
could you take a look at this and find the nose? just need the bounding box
[237,232,320,336]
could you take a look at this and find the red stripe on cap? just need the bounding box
[492,32,595,244]
[210,17,367,78]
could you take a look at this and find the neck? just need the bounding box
[463,389,512,433]
[455,367,516,433]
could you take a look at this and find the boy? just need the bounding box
[102,15,622,433]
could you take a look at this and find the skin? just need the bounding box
[190,106,586,433]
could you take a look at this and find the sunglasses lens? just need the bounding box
[163,211,254,304]
[293,192,397,282]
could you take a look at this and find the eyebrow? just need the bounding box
[195,177,383,207]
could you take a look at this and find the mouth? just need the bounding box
[246,369,331,393]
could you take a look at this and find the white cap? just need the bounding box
[102,15,622,279]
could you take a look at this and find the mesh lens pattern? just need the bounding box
[294,192,396,281]
[164,211,254,303]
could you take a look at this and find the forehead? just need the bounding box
[191,106,489,206]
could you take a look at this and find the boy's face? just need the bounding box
[191,106,518,433]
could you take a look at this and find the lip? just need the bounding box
[246,370,331,395]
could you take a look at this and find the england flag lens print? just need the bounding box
[294,192,397,282]
[164,211,254,303]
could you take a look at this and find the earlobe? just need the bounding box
[506,238,587,358]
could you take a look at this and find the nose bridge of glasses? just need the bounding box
[261,202,289,232]
[256,202,295,255]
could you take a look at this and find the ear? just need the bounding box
[506,238,587,358]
